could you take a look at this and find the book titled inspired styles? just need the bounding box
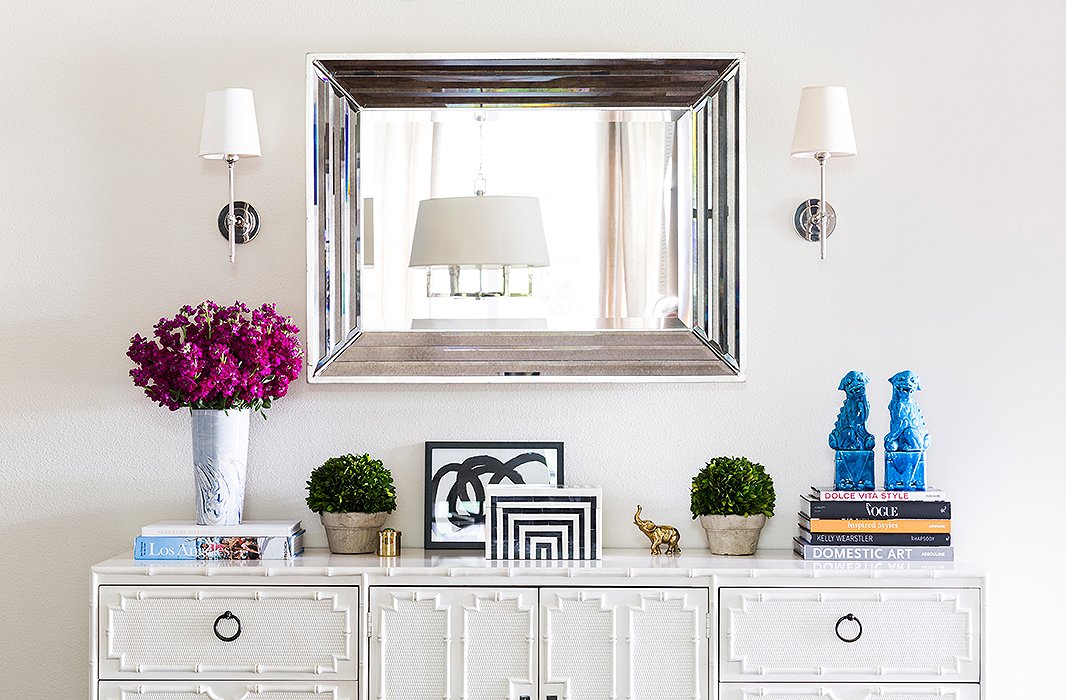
[797,527,950,546]
[809,487,947,502]
[801,496,950,520]
[793,538,954,561]
[134,530,304,560]
[141,520,302,538]
[799,513,951,533]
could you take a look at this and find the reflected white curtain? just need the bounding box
[598,119,675,319]
[369,119,442,325]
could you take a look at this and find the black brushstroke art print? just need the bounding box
[424,442,563,549]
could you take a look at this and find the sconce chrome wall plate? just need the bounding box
[794,198,836,242]
[217,201,260,244]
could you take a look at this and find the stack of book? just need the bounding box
[134,520,305,560]
[794,487,952,562]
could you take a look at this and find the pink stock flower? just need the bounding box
[127,300,303,414]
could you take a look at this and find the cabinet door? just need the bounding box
[540,588,709,700]
[719,588,980,683]
[370,587,538,700]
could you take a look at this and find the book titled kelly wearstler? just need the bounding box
[134,531,304,560]
[793,539,954,561]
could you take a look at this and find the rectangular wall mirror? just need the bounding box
[307,53,744,382]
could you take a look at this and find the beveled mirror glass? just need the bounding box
[307,53,744,381]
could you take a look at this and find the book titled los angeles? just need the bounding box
[793,538,954,561]
[801,496,950,520]
[134,530,304,560]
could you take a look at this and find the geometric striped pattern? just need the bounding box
[485,487,602,560]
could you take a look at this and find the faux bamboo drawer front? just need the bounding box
[98,586,357,680]
[719,588,980,683]
[99,681,357,700]
[719,684,980,700]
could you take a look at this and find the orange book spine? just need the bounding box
[806,519,951,533]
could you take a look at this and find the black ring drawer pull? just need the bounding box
[835,613,862,643]
[213,610,241,642]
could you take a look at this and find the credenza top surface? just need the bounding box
[92,548,985,581]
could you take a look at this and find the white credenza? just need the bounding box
[91,549,985,700]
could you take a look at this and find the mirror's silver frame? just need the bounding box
[305,52,746,383]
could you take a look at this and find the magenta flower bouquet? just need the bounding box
[128,300,303,416]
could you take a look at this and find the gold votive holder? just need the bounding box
[377,528,401,557]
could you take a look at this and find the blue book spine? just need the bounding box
[135,537,201,560]
[134,531,304,560]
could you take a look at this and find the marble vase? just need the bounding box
[192,408,250,525]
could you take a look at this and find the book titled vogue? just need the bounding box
[801,496,951,520]
[793,538,954,561]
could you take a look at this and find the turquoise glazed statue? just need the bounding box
[884,370,930,491]
[829,371,876,490]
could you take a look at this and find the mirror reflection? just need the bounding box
[362,109,692,331]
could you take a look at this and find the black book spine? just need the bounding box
[805,499,950,519]
[801,531,951,546]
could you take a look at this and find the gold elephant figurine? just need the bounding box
[634,505,681,556]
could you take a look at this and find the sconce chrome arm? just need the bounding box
[794,152,836,260]
[217,155,260,263]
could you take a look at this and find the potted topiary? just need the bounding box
[691,456,775,555]
[306,453,397,554]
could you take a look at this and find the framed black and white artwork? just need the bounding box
[424,441,564,549]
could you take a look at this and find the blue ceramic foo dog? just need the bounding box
[884,370,930,491]
[829,371,876,490]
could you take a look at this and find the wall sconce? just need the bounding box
[199,88,261,263]
[791,86,856,260]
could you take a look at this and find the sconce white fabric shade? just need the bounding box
[199,88,261,159]
[408,196,550,267]
[791,86,857,158]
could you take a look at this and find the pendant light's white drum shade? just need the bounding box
[199,88,261,159]
[791,86,856,158]
[408,196,550,267]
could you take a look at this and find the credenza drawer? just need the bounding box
[98,586,357,680]
[719,587,980,683]
[99,681,357,700]
[719,683,980,700]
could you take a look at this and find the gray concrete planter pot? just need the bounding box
[320,511,389,554]
[699,514,767,555]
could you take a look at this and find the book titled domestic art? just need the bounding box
[793,539,954,561]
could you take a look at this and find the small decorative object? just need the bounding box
[484,486,601,560]
[306,453,398,554]
[425,441,563,550]
[127,301,302,526]
[633,505,681,556]
[829,370,876,490]
[377,528,401,557]
[691,456,776,556]
[884,370,930,491]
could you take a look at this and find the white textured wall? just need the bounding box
[1,1,1063,695]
